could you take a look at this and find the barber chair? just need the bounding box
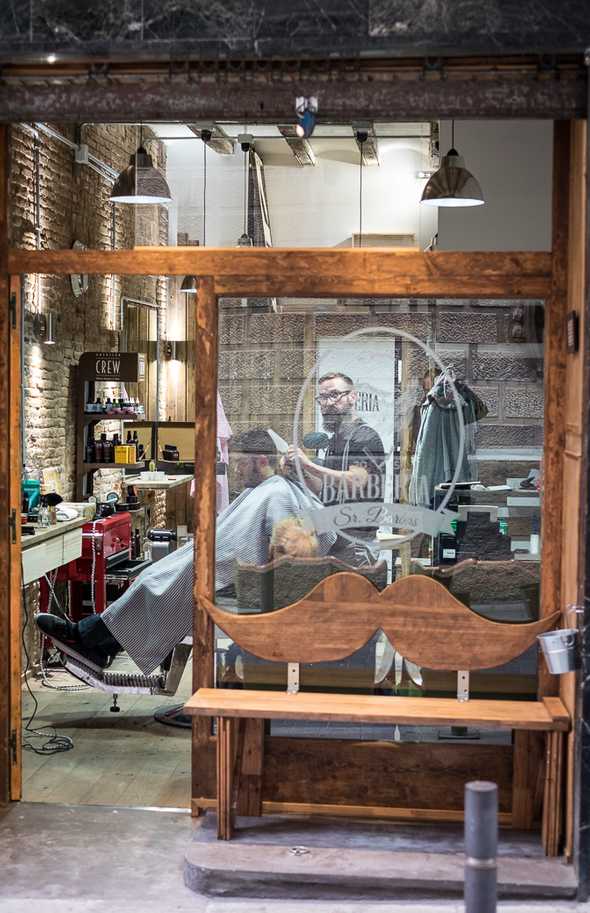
[48,635,192,713]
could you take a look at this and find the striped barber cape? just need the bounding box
[101,475,335,675]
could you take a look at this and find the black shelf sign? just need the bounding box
[78,351,145,382]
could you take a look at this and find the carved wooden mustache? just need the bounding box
[200,571,559,671]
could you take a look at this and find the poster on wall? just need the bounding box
[316,335,395,504]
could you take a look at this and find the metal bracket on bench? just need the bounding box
[287,662,300,694]
[457,670,470,702]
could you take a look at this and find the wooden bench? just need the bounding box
[184,571,569,854]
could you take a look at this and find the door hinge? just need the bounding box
[8,508,17,544]
[9,291,16,330]
[9,730,17,763]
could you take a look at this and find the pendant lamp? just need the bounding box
[111,126,172,205]
[180,273,198,294]
[236,133,254,247]
[420,121,484,208]
[181,130,211,295]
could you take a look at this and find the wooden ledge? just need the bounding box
[185,688,570,732]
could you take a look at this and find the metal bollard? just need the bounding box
[464,780,498,913]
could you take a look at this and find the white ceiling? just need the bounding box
[149,122,432,169]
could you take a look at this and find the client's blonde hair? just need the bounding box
[270,518,319,559]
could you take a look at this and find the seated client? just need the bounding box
[37,428,335,676]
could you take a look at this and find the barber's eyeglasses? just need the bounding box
[315,389,352,404]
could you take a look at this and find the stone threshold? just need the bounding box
[184,813,577,900]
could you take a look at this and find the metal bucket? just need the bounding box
[537,628,578,674]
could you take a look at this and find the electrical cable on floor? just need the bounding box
[39,572,89,694]
[21,582,74,755]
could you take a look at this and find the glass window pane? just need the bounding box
[212,296,544,743]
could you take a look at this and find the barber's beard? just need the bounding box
[322,413,339,432]
[322,409,353,432]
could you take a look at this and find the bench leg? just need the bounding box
[512,731,544,830]
[235,718,264,817]
[216,716,235,840]
[542,730,565,856]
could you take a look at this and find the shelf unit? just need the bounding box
[76,377,149,499]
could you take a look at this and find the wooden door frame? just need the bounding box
[0,124,582,855]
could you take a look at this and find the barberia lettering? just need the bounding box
[321,472,382,504]
[95,356,121,376]
[356,391,380,413]
[303,502,455,537]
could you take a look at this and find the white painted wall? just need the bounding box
[163,134,437,250]
[437,120,552,251]
[163,137,243,248]
[263,139,437,249]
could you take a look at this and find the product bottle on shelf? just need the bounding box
[96,433,107,462]
[105,434,115,463]
[126,429,137,462]
[85,433,96,463]
[105,397,113,414]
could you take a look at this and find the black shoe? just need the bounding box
[36,613,79,645]
[36,614,109,671]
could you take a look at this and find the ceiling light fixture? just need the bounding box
[236,133,254,247]
[295,96,318,139]
[43,310,57,345]
[110,125,172,205]
[180,273,198,294]
[420,120,484,208]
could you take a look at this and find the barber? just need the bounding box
[287,371,385,566]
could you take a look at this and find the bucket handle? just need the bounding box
[563,604,584,623]
[540,629,577,647]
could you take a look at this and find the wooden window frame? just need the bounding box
[1,122,578,843]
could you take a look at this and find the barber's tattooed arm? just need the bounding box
[285,444,368,495]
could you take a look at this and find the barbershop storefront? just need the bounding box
[0,52,590,901]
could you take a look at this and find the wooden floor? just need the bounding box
[21,655,192,808]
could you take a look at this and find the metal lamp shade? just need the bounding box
[236,233,254,247]
[420,149,484,208]
[180,275,198,294]
[110,147,172,204]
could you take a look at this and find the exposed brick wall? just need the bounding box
[11,123,170,665]
[218,300,545,478]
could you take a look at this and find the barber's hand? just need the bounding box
[286,445,311,469]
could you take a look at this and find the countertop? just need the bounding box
[21,515,86,550]
[124,473,193,491]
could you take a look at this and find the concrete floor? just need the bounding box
[1,802,589,913]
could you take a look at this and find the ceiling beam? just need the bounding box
[353,122,379,166]
[0,57,584,121]
[187,123,235,154]
[7,247,552,300]
[277,124,316,166]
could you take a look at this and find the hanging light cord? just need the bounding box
[243,143,248,237]
[203,137,207,247]
[356,130,368,249]
[451,118,455,150]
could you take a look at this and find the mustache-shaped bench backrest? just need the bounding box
[199,571,559,672]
